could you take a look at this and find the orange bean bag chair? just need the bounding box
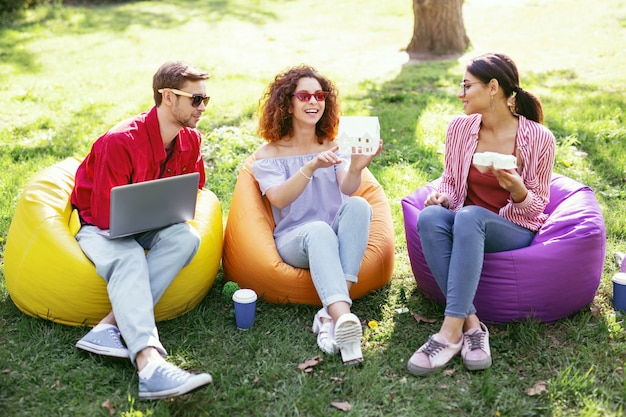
[222,155,394,305]
[5,157,223,327]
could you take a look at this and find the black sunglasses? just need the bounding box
[158,88,210,107]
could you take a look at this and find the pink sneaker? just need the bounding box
[461,322,492,371]
[407,333,463,376]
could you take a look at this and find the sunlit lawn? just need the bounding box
[1,0,626,416]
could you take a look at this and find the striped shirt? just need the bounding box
[439,113,555,231]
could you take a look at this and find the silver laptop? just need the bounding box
[104,172,199,238]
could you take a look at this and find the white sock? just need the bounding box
[91,323,115,332]
[138,360,162,379]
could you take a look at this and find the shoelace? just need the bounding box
[157,363,191,382]
[465,331,486,351]
[421,337,447,357]
[107,328,125,348]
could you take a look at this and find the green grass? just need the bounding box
[1,0,626,415]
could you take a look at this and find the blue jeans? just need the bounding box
[417,205,536,319]
[76,223,200,365]
[275,196,372,308]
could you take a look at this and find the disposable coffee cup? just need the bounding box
[612,273,626,312]
[232,289,258,330]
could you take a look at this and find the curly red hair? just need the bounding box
[257,65,340,143]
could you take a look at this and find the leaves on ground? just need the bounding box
[526,381,548,396]
[411,312,437,324]
[297,355,323,373]
[101,399,115,416]
[589,305,601,318]
[331,401,352,411]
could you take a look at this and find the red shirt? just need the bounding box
[71,106,206,229]
[464,165,510,214]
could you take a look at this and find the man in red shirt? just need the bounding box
[71,61,212,400]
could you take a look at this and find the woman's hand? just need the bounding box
[310,146,343,170]
[338,140,383,196]
[424,191,450,208]
[349,140,383,172]
[492,168,528,203]
[299,146,343,179]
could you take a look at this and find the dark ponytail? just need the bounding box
[512,86,543,124]
[467,53,544,124]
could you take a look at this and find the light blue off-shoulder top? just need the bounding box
[251,153,351,238]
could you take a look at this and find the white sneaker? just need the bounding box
[312,308,339,354]
[334,313,363,365]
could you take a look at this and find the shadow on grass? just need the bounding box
[0,0,281,79]
[361,60,460,176]
[360,271,623,415]
[2,101,110,164]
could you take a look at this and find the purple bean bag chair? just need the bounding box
[402,174,606,323]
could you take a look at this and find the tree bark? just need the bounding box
[407,0,469,59]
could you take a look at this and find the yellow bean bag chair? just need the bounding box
[223,155,394,305]
[5,157,223,327]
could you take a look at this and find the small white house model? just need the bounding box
[336,116,380,155]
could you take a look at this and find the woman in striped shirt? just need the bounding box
[407,53,556,376]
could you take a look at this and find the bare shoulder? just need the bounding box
[254,143,280,160]
[255,137,335,160]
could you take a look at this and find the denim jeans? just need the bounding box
[417,205,536,319]
[76,223,200,365]
[275,196,372,309]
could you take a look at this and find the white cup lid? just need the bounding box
[232,288,258,303]
[612,272,626,285]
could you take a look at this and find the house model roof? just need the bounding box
[337,116,380,140]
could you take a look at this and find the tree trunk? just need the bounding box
[407,0,469,59]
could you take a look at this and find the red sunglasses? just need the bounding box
[292,91,330,102]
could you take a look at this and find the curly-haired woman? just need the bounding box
[251,65,382,365]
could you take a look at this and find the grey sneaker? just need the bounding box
[76,324,129,358]
[138,361,212,400]
[461,322,492,371]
